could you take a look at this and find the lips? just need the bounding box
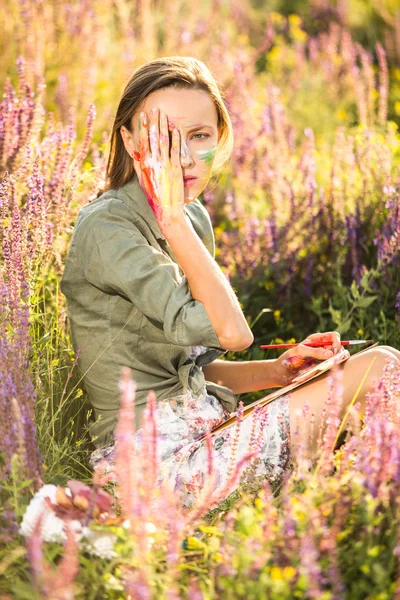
[183,176,197,188]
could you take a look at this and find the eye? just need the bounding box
[191,133,210,140]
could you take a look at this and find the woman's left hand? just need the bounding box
[274,331,342,386]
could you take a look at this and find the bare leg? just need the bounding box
[259,346,400,458]
[377,345,400,360]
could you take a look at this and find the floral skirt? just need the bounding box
[90,388,291,509]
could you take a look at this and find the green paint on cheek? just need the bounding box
[196,146,217,166]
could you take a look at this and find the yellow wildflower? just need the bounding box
[283,566,296,580]
[270,12,285,25]
[270,566,283,580]
[291,26,307,42]
[288,14,302,26]
[336,108,347,121]
[254,497,264,510]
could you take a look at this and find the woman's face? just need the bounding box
[123,87,220,202]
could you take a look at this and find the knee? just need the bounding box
[365,347,399,367]
[360,347,399,392]
[376,345,400,361]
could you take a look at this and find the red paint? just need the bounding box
[284,356,319,373]
[137,136,164,221]
[139,164,164,221]
[260,340,372,349]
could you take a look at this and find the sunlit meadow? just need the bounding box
[1,0,400,597]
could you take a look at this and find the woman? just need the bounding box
[61,56,400,508]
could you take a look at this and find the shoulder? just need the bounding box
[185,198,214,236]
[73,188,142,243]
[186,198,212,225]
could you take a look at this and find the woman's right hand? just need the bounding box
[274,331,342,386]
[136,107,185,228]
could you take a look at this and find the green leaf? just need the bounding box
[350,281,360,300]
[360,270,374,293]
[337,318,352,335]
[34,332,51,347]
[356,296,378,309]
[328,303,342,326]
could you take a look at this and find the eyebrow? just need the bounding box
[169,121,214,132]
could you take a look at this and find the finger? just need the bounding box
[303,332,333,344]
[170,128,183,215]
[149,107,160,159]
[331,331,342,353]
[168,122,177,157]
[291,344,334,361]
[160,110,169,164]
[303,331,341,353]
[138,111,149,159]
[171,127,181,168]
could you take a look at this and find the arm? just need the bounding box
[202,359,283,394]
[131,107,253,353]
[75,206,225,349]
[203,331,343,393]
[162,216,254,352]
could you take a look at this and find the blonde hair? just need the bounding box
[104,56,234,192]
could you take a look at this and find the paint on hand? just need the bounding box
[180,139,192,163]
[138,113,180,226]
[196,146,217,166]
[139,154,178,225]
[283,355,320,373]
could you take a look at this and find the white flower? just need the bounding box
[20,484,118,560]
[80,527,118,560]
[145,521,156,534]
[20,484,82,543]
[121,519,156,550]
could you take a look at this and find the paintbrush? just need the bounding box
[260,339,374,350]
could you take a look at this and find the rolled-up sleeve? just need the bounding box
[75,206,222,348]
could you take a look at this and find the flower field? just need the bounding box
[1,0,400,597]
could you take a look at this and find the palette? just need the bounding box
[197,342,379,440]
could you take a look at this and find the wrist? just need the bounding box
[263,358,286,388]
[158,211,187,238]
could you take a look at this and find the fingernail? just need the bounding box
[133,150,141,161]
[151,107,158,113]
[141,112,147,125]
[324,350,332,357]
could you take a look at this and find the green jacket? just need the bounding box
[60,175,237,447]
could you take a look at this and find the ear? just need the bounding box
[120,125,135,159]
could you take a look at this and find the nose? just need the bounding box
[180,139,195,168]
